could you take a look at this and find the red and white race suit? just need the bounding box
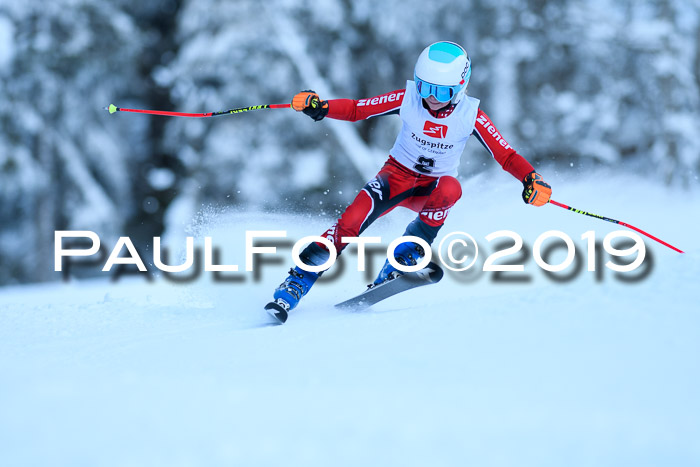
[317,83,536,252]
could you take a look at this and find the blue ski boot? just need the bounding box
[372,241,425,287]
[265,242,328,323]
[265,266,320,323]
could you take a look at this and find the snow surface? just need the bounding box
[1,172,699,467]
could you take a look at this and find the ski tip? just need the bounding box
[107,104,118,114]
[264,302,288,324]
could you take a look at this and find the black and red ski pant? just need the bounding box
[315,156,462,257]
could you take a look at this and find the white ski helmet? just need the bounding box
[414,41,471,104]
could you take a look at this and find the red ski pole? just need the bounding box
[105,103,291,118]
[548,199,683,253]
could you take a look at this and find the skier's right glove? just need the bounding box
[291,90,329,121]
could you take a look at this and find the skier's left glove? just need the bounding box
[522,171,552,207]
[291,90,329,121]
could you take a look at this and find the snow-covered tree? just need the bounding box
[0,1,150,283]
[1,0,698,285]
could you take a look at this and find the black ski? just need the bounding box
[335,261,444,311]
[264,300,290,324]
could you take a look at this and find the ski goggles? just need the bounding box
[414,74,468,102]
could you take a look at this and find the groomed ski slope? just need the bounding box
[1,170,699,467]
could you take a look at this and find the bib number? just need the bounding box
[414,156,436,174]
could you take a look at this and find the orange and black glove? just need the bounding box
[522,171,552,207]
[291,90,329,121]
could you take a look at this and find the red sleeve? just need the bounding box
[326,89,406,122]
[473,108,534,181]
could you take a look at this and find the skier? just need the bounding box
[265,41,552,322]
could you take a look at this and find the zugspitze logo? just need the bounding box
[423,121,448,138]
